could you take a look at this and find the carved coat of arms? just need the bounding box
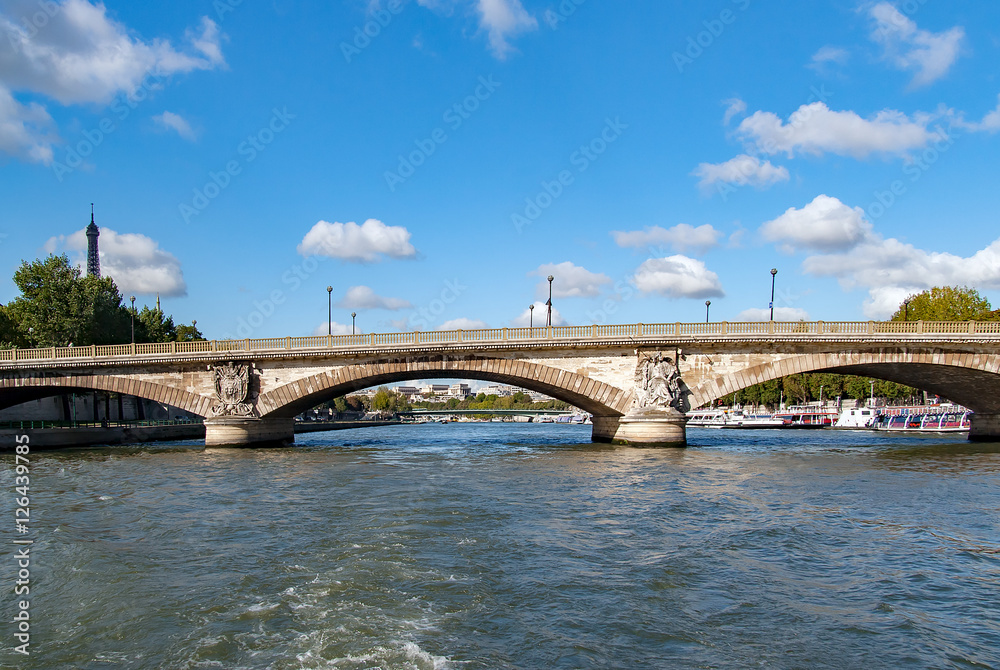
[634,352,682,411]
[212,362,254,416]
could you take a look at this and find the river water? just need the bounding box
[4,424,1000,669]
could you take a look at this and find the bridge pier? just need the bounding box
[969,413,1000,442]
[204,417,294,448]
[592,408,688,448]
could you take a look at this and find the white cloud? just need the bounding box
[438,317,489,330]
[415,0,536,58]
[735,307,811,321]
[475,0,537,58]
[335,285,412,310]
[760,195,872,253]
[0,1,224,163]
[511,301,567,327]
[632,255,724,299]
[44,226,187,296]
[612,223,723,255]
[312,321,358,336]
[692,154,789,190]
[297,219,417,262]
[737,102,940,159]
[802,236,1000,317]
[530,261,611,298]
[153,111,196,141]
[808,45,849,71]
[0,2,224,105]
[0,86,57,163]
[953,94,1000,133]
[869,2,965,88]
[722,98,746,125]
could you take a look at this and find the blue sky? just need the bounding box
[2,0,1000,340]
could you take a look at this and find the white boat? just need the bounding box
[687,409,785,428]
[834,407,878,429]
[873,411,971,433]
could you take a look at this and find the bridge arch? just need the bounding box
[688,351,1000,413]
[0,373,212,417]
[256,356,633,418]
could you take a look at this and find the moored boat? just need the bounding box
[773,407,839,428]
[873,411,971,432]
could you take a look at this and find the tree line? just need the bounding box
[0,254,202,348]
[322,389,572,415]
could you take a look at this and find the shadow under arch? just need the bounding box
[257,356,633,418]
[688,352,1000,414]
[0,374,212,417]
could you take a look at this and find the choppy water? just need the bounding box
[3,424,1000,669]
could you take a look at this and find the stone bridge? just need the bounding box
[2,321,1000,447]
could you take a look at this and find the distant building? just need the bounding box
[420,383,451,396]
[86,206,100,277]
[394,386,420,397]
[449,383,471,399]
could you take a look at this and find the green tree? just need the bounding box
[174,322,205,341]
[372,386,393,412]
[136,306,177,343]
[0,304,27,348]
[891,286,993,322]
[8,255,90,346]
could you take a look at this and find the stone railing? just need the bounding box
[2,321,1000,364]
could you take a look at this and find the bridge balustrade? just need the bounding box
[3,321,1000,364]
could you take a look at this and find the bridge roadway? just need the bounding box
[2,321,1000,447]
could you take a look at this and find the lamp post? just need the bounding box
[546,275,554,327]
[819,385,824,407]
[769,268,777,321]
[327,286,333,336]
[705,300,711,323]
[903,299,910,322]
[352,312,356,335]
[130,296,136,343]
[870,380,875,406]
[529,304,534,328]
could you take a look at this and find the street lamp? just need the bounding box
[870,380,875,406]
[903,299,910,322]
[529,304,534,328]
[546,275,554,327]
[819,385,824,407]
[130,295,136,343]
[327,286,333,336]
[705,300,711,323]
[769,268,778,321]
[352,312,356,335]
